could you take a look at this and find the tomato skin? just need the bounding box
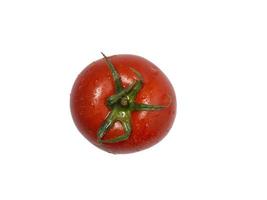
[70,54,176,154]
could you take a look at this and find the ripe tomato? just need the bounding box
[70,53,176,154]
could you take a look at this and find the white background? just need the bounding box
[0,0,266,199]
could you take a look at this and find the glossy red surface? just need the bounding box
[70,54,176,154]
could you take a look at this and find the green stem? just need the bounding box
[97,53,167,144]
[133,103,166,111]
[101,52,123,93]
[107,81,136,106]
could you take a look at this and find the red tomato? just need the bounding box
[70,53,176,154]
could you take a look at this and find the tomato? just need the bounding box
[70,53,176,154]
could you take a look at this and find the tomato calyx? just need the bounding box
[97,53,166,144]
